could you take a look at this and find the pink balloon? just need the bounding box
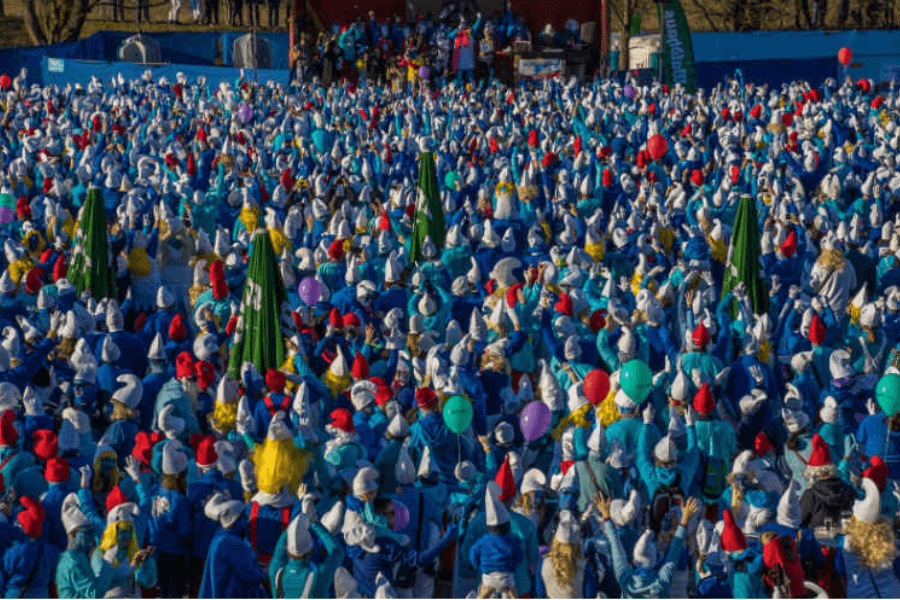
[298,276,322,306]
[519,401,551,442]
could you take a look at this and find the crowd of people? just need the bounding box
[0,27,899,600]
[292,5,586,91]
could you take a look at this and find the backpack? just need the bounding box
[700,453,728,498]
[649,477,684,533]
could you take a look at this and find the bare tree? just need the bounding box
[23,0,101,46]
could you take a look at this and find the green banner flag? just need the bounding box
[228,230,289,379]
[722,195,769,316]
[408,151,445,265]
[68,187,116,300]
[659,0,697,93]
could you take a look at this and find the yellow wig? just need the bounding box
[98,522,139,567]
[552,403,592,441]
[596,389,621,428]
[210,400,238,434]
[239,206,260,232]
[847,515,899,570]
[253,438,308,495]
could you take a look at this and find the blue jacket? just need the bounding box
[199,527,266,598]
[469,532,523,575]
[409,412,461,482]
[2,538,60,598]
[268,522,344,598]
[147,486,192,556]
[603,520,686,598]
[187,471,245,559]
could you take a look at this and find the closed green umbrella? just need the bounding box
[68,187,116,300]
[722,194,768,316]
[227,230,289,379]
[408,151,445,265]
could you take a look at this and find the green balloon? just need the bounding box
[443,395,473,434]
[0,194,13,209]
[620,359,653,404]
[444,171,460,190]
[876,373,900,417]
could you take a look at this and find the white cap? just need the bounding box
[633,529,658,568]
[776,479,802,529]
[162,440,188,474]
[112,374,143,409]
[653,435,677,463]
[286,513,314,555]
[158,404,186,440]
[395,444,416,486]
[853,477,881,524]
[485,481,510,526]
[353,466,380,497]
[148,333,165,361]
[520,468,547,495]
[61,492,92,534]
[203,492,244,528]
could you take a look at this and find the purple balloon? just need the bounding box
[238,104,253,123]
[418,66,429,79]
[0,207,14,224]
[298,276,322,306]
[392,500,409,532]
[519,401,552,442]
[624,83,636,99]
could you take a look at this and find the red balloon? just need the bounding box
[583,370,611,406]
[837,47,852,66]
[647,134,668,161]
[0,75,9,90]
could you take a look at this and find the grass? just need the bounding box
[0,0,290,48]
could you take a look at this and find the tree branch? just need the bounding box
[686,0,722,30]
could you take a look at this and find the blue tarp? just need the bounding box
[41,57,290,88]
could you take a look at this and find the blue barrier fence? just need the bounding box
[3,29,900,89]
[41,56,291,88]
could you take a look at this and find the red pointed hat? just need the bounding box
[210,260,228,300]
[0,409,18,446]
[330,408,354,433]
[17,496,44,538]
[808,314,826,345]
[808,434,831,467]
[265,368,286,393]
[169,313,187,341]
[195,436,218,468]
[494,455,517,502]
[32,429,58,461]
[693,383,715,415]
[780,230,798,258]
[416,387,438,410]
[175,351,195,380]
[352,352,369,380]
[105,485,129,513]
[692,322,710,347]
[863,456,888,491]
[720,509,747,552]
[754,431,774,456]
[44,456,70,483]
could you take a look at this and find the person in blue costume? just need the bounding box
[55,495,117,599]
[148,440,193,599]
[199,493,267,598]
[186,437,243,592]
[345,496,457,598]
[636,403,700,500]
[598,493,700,599]
[458,479,539,598]
[152,351,202,440]
[408,386,465,483]
[2,495,61,598]
[97,375,143,463]
[268,507,345,599]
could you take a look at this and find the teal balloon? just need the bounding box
[620,359,653,404]
[444,171,460,190]
[0,193,13,209]
[443,395,473,434]
[876,373,900,417]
